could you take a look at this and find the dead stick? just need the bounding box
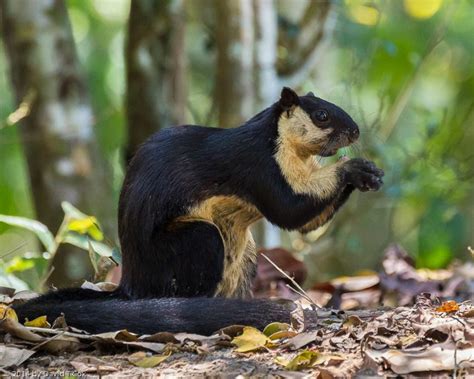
[261,253,319,308]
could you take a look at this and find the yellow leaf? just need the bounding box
[130,352,171,368]
[68,217,104,241]
[232,326,270,353]
[404,0,443,19]
[24,316,50,328]
[0,304,18,322]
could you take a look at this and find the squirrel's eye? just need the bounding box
[314,110,329,122]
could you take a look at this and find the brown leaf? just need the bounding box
[42,335,81,354]
[0,286,16,297]
[139,331,179,344]
[0,318,44,342]
[95,330,138,342]
[331,273,379,292]
[290,301,306,333]
[253,248,307,296]
[366,345,474,374]
[461,308,474,318]
[70,356,118,373]
[285,331,319,350]
[52,314,68,329]
[217,325,245,338]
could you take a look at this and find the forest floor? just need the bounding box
[1,245,473,378]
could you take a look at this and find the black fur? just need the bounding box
[118,91,373,298]
[15,88,384,335]
[13,288,310,335]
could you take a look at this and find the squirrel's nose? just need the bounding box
[350,127,359,141]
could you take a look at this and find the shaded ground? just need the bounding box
[1,245,474,377]
[1,295,473,377]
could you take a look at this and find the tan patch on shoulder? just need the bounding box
[274,107,343,199]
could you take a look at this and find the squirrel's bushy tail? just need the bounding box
[13,288,299,335]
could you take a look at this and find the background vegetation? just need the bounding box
[0,0,472,291]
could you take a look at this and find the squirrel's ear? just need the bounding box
[306,91,316,97]
[279,87,300,110]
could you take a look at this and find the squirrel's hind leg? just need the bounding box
[150,220,225,297]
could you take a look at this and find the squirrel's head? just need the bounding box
[277,87,359,157]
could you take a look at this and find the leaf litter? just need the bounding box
[0,244,473,377]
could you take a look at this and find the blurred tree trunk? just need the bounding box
[0,0,116,287]
[212,0,334,247]
[214,0,254,127]
[126,0,187,162]
[254,0,279,106]
[276,1,334,87]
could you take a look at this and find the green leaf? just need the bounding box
[62,233,114,257]
[5,257,35,274]
[0,215,55,253]
[61,201,89,220]
[263,322,290,337]
[89,240,113,257]
[62,233,89,250]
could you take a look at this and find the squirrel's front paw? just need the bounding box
[342,158,384,192]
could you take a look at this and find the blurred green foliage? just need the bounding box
[0,0,472,288]
[0,202,117,290]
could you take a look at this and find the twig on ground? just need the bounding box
[261,253,319,308]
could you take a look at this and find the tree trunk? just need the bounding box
[254,0,279,106]
[214,0,255,128]
[125,0,187,161]
[0,0,116,287]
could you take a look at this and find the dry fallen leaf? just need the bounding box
[435,300,459,313]
[285,331,319,350]
[70,360,118,374]
[94,331,165,353]
[42,335,81,354]
[232,326,270,353]
[24,315,50,328]
[0,303,18,322]
[129,352,171,368]
[0,318,44,342]
[95,330,139,342]
[331,273,380,292]
[366,345,474,374]
[0,346,35,367]
[276,350,344,371]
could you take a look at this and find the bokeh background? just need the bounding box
[0,0,473,291]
